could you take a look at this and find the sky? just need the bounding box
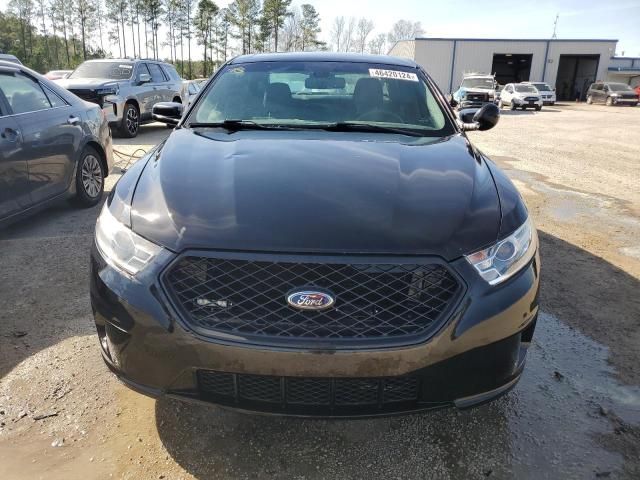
[1,0,639,58]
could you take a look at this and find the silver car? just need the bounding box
[56,59,184,138]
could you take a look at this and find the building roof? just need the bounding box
[229,52,419,67]
[415,37,618,43]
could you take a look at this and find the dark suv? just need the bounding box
[91,53,539,417]
[586,82,639,106]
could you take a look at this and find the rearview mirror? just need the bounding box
[460,103,500,132]
[305,76,346,89]
[139,73,151,84]
[152,102,184,126]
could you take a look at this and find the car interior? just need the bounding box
[195,70,443,129]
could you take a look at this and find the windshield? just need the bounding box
[532,83,551,91]
[461,77,495,89]
[607,83,633,91]
[515,84,537,93]
[188,61,452,136]
[68,61,134,80]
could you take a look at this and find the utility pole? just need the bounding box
[552,14,559,39]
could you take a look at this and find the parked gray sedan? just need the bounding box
[56,59,184,138]
[0,60,113,226]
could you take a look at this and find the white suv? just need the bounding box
[524,82,556,105]
[499,83,543,111]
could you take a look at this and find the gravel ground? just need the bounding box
[0,105,639,479]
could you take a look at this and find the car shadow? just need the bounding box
[153,230,640,478]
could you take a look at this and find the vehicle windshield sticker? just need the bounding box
[118,65,133,69]
[369,68,418,82]
[230,66,245,75]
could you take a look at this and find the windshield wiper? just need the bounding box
[312,122,426,137]
[187,120,298,132]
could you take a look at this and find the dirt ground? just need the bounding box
[0,104,639,479]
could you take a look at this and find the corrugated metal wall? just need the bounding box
[388,40,416,61]
[452,41,547,93]
[545,41,617,84]
[413,40,454,93]
[401,39,619,94]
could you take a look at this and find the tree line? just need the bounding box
[0,0,423,79]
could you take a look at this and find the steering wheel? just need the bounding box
[355,109,404,123]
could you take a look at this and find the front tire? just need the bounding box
[73,146,104,207]
[510,101,517,111]
[586,95,593,104]
[605,97,614,106]
[120,102,140,138]
[535,105,542,111]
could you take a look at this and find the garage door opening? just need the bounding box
[555,55,600,101]
[491,54,533,85]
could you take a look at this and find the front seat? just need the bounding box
[264,82,293,119]
[352,78,384,119]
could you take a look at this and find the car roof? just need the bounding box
[0,59,22,68]
[228,52,419,68]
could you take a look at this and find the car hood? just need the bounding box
[129,129,501,260]
[54,77,122,89]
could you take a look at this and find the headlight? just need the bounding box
[610,93,619,97]
[465,217,537,285]
[95,204,163,275]
[96,84,119,96]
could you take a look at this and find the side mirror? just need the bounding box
[460,103,500,132]
[449,96,458,108]
[139,73,151,84]
[152,102,183,126]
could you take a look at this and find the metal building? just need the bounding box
[388,38,629,100]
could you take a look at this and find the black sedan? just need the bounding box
[0,60,113,226]
[91,53,539,417]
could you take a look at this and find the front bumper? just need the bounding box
[90,245,540,417]
[512,98,543,108]
[612,97,639,105]
[102,98,126,125]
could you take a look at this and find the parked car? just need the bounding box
[91,52,539,417]
[523,81,556,105]
[181,79,204,105]
[0,53,22,65]
[0,60,113,227]
[55,59,184,138]
[452,73,498,109]
[44,69,73,80]
[499,83,543,110]
[586,82,639,106]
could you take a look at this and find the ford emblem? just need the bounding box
[286,289,335,311]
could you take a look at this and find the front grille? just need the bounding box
[163,255,462,347]
[524,96,538,101]
[197,370,421,414]
[466,93,488,101]
[69,89,103,107]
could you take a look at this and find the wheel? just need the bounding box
[120,102,140,138]
[498,99,504,109]
[510,101,517,111]
[72,146,104,207]
[586,95,593,104]
[605,97,613,106]
[521,106,526,110]
[535,105,541,111]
